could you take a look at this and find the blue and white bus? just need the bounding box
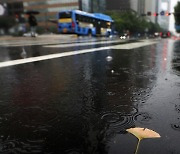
[58,10,114,36]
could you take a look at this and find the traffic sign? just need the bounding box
[160,11,165,16]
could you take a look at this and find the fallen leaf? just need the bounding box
[126,127,160,140]
[126,127,160,154]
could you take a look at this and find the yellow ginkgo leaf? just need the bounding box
[126,127,161,140]
[126,127,161,154]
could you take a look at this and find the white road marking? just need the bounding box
[0,38,118,47]
[43,39,126,48]
[0,46,110,68]
[111,41,157,49]
[0,40,67,47]
[0,40,158,68]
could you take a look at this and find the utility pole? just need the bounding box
[79,0,82,10]
[91,0,94,13]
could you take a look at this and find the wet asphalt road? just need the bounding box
[0,37,180,154]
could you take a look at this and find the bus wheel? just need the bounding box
[88,30,92,37]
[107,32,111,37]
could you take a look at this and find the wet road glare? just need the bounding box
[0,38,180,154]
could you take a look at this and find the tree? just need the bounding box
[105,11,161,35]
[174,2,180,33]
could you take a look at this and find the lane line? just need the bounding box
[0,46,110,68]
[43,39,125,48]
[0,38,120,47]
[111,41,157,49]
[0,41,68,47]
[0,40,158,68]
[0,40,96,47]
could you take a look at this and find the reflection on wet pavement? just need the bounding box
[172,41,180,76]
[0,39,180,153]
[0,39,138,63]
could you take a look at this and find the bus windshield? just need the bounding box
[59,12,72,19]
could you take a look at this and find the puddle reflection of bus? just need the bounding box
[58,10,114,37]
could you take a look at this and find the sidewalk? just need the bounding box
[0,34,77,41]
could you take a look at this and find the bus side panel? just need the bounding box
[75,27,95,36]
[90,27,96,36]
[74,13,95,36]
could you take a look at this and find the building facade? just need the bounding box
[145,0,158,23]
[88,0,106,13]
[1,0,81,28]
[81,0,90,12]
[169,0,179,34]
[24,0,80,27]
[130,0,158,24]
[157,0,170,30]
[106,0,131,11]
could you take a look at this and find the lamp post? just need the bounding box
[91,0,94,13]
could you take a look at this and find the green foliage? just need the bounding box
[174,2,180,33]
[0,16,16,29]
[105,11,161,35]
